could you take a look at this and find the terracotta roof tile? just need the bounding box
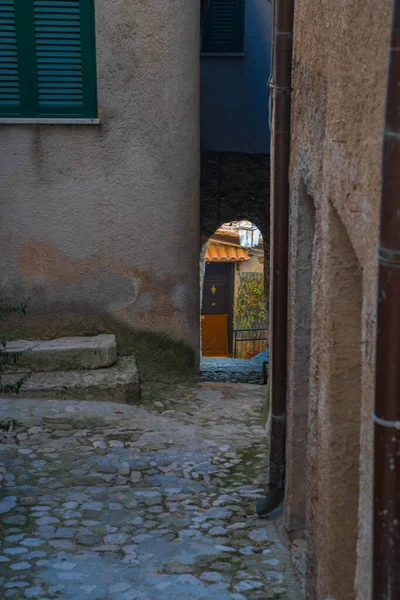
[206,242,250,263]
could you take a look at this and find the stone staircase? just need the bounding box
[1,335,140,404]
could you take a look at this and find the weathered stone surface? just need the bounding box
[200,357,266,385]
[1,357,139,404]
[4,335,117,373]
[0,382,303,599]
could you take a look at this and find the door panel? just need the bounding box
[201,261,234,356]
[202,314,229,357]
[202,280,230,314]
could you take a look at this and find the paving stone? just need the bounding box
[240,546,257,555]
[200,572,226,583]
[0,555,10,562]
[28,551,47,559]
[54,528,76,539]
[5,582,29,589]
[249,528,274,543]
[36,526,56,539]
[215,544,236,552]
[118,462,131,476]
[93,441,107,449]
[176,574,202,585]
[132,533,152,543]
[18,497,37,507]
[4,515,27,526]
[21,539,45,548]
[209,526,228,536]
[135,491,161,505]
[179,529,202,540]
[0,499,17,515]
[10,562,31,571]
[264,558,280,566]
[122,546,138,556]
[81,502,103,511]
[35,517,59,526]
[24,587,46,598]
[228,522,247,531]
[49,540,74,550]
[266,570,284,583]
[104,533,129,544]
[131,517,144,526]
[5,534,25,543]
[4,548,28,556]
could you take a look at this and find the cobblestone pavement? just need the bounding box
[200,359,266,385]
[0,382,303,600]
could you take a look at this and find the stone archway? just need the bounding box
[200,151,270,317]
[201,151,270,244]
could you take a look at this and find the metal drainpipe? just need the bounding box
[256,0,295,516]
[373,0,400,597]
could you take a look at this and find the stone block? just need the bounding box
[4,335,117,372]
[1,357,139,404]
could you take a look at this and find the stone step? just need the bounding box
[4,335,117,372]
[1,356,140,404]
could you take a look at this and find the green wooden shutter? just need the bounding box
[202,0,245,54]
[0,0,20,112]
[0,0,97,118]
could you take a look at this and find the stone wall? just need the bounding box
[284,0,392,598]
[201,151,270,243]
[0,0,200,383]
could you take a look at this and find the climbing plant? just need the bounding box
[0,302,30,395]
[234,272,268,331]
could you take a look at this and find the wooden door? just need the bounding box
[202,314,229,357]
[201,262,234,357]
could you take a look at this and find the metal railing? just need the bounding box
[233,328,269,359]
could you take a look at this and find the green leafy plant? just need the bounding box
[235,272,268,331]
[0,302,30,395]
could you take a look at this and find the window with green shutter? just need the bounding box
[201,0,245,55]
[0,0,97,119]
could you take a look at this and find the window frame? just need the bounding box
[201,0,246,56]
[0,0,98,123]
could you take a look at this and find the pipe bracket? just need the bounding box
[271,413,286,422]
[372,413,400,430]
[378,246,400,268]
[268,82,292,94]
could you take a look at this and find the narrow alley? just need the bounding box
[1,0,399,597]
[0,383,303,600]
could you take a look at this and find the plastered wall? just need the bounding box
[200,0,272,153]
[0,0,200,381]
[284,0,392,597]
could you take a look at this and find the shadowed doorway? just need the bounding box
[200,222,268,384]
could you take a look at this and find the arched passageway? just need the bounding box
[200,149,270,344]
[199,220,269,385]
